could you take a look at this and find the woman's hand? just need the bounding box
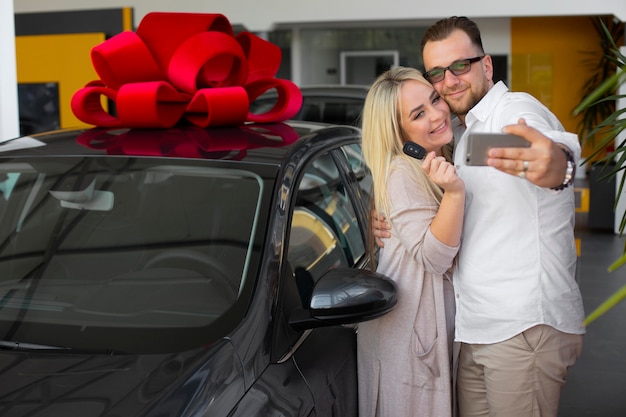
[422,152,464,194]
[371,210,391,248]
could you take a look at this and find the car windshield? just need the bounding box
[0,156,265,353]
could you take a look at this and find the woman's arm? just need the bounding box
[422,152,465,247]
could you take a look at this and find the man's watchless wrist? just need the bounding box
[551,146,575,191]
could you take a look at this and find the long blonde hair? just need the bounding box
[361,67,453,261]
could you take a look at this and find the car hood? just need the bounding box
[0,340,246,417]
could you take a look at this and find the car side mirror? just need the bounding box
[288,267,397,331]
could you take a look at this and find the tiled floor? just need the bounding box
[558,181,626,416]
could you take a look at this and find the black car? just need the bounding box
[0,121,396,417]
[249,85,369,126]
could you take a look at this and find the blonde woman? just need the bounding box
[358,66,464,417]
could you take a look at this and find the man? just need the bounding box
[374,16,585,417]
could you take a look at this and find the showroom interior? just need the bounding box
[4,1,626,415]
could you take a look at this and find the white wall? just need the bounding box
[1,2,18,140]
[13,0,626,31]
[614,46,626,234]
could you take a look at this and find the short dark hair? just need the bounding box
[420,16,485,55]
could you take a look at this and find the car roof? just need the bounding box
[298,84,370,95]
[0,121,362,166]
[257,84,370,99]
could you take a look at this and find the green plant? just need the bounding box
[572,17,626,325]
[575,16,625,148]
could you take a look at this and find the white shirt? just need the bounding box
[452,81,586,344]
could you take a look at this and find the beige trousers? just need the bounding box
[457,324,583,417]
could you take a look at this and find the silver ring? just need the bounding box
[518,171,527,179]
[523,160,529,172]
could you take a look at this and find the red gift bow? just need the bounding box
[71,12,303,129]
[76,123,300,160]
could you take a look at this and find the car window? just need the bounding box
[303,97,363,126]
[249,94,364,125]
[339,142,373,213]
[286,151,365,305]
[0,157,267,351]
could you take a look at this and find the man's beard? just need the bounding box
[445,82,489,117]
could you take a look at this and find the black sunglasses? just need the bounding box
[423,56,484,83]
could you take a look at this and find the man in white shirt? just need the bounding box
[375,16,585,417]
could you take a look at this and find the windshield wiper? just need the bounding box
[0,340,71,351]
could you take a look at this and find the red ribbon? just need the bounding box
[76,123,300,159]
[71,12,302,129]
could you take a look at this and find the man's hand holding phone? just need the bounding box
[484,118,575,188]
[465,133,530,166]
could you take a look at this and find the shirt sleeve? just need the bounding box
[497,93,581,162]
[386,161,459,275]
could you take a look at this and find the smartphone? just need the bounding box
[465,133,530,166]
[403,142,426,160]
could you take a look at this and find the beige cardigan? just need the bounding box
[357,159,459,417]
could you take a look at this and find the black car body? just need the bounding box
[249,85,369,126]
[0,121,396,417]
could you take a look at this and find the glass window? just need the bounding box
[249,95,365,126]
[0,158,264,343]
[287,152,365,305]
[299,27,426,85]
[340,142,373,209]
[304,97,364,126]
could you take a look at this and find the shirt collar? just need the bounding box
[465,81,508,128]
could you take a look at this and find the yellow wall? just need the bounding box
[16,33,106,129]
[15,7,133,131]
[511,16,602,160]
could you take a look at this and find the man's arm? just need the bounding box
[486,118,578,189]
[371,210,391,248]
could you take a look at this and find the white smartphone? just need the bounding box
[465,133,530,166]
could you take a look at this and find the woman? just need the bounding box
[358,66,464,417]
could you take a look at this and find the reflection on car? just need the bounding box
[249,85,369,126]
[0,121,396,417]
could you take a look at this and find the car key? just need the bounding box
[402,142,426,160]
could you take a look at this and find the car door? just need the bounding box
[283,146,370,416]
[231,141,372,417]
